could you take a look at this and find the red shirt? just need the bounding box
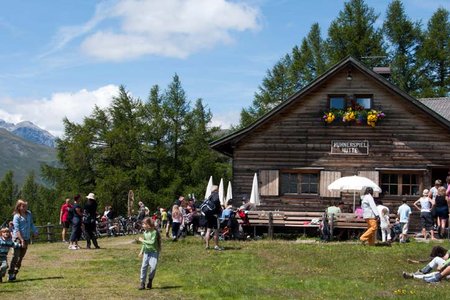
[60,203,72,222]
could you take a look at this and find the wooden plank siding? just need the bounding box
[212,58,450,221]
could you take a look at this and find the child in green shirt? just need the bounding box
[138,217,161,290]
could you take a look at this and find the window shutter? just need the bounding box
[320,171,341,197]
[260,170,279,196]
[358,171,380,197]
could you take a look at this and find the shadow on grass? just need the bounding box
[155,285,183,290]
[7,276,64,283]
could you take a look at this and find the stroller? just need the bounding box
[219,210,241,240]
[391,222,403,242]
[319,213,331,242]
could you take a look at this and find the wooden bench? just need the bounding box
[331,213,398,240]
[243,211,324,239]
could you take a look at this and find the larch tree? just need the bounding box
[383,0,423,94]
[326,0,386,67]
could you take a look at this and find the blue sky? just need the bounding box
[0,0,447,136]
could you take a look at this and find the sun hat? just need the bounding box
[422,189,429,196]
[86,192,95,200]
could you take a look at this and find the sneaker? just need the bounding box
[424,274,441,283]
[413,270,424,276]
[8,274,16,281]
[214,246,223,251]
[147,279,153,289]
[0,276,3,283]
[402,272,413,279]
[138,282,145,290]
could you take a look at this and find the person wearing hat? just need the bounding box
[83,193,100,249]
[414,189,435,240]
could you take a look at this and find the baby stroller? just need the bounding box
[319,213,331,242]
[391,222,403,242]
[219,210,241,240]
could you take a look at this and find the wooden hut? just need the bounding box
[211,56,450,222]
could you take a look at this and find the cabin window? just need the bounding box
[328,95,373,110]
[300,173,318,194]
[281,173,298,194]
[381,173,420,196]
[355,96,372,109]
[281,172,319,195]
[329,96,346,109]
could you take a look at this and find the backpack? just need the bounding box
[67,207,74,223]
[200,196,216,216]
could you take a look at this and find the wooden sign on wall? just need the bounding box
[330,140,369,155]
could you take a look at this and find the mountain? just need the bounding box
[0,128,57,186]
[0,119,56,147]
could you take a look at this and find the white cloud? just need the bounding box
[51,0,261,61]
[0,85,119,137]
[211,110,240,129]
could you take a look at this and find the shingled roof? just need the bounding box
[418,97,450,122]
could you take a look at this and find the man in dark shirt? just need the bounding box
[204,185,223,251]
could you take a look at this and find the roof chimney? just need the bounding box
[373,67,391,79]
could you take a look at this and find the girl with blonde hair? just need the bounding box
[8,199,38,281]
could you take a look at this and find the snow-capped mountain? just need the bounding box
[0,119,56,148]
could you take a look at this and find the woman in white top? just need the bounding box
[414,189,435,240]
[359,187,379,245]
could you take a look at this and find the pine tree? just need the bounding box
[383,0,423,94]
[418,8,450,97]
[20,171,39,221]
[290,23,327,90]
[0,171,18,224]
[240,55,293,128]
[326,0,386,67]
[163,74,189,172]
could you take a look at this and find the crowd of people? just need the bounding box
[1,176,449,287]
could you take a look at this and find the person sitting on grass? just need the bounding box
[402,246,450,281]
[0,227,21,283]
[137,217,161,290]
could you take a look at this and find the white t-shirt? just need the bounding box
[397,203,411,223]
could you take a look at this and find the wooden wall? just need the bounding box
[231,67,450,214]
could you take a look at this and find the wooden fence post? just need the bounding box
[46,223,54,243]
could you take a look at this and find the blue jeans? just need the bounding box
[140,251,158,283]
[1,256,8,278]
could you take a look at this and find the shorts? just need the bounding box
[206,215,219,229]
[62,221,71,229]
[435,206,449,219]
[420,212,434,231]
[400,222,408,235]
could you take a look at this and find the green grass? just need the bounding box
[0,235,448,299]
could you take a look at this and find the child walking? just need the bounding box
[380,207,391,242]
[0,228,21,283]
[138,217,161,290]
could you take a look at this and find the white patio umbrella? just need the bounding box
[249,173,260,206]
[204,176,213,200]
[219,178,225,206]
[226,181,233,202]
[328,175,382,211]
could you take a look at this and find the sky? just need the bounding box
[0,0,448,137]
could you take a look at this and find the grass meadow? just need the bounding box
[0,234,448,300]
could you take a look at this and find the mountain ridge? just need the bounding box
[0,128,57,186]
[0,119,56,147]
